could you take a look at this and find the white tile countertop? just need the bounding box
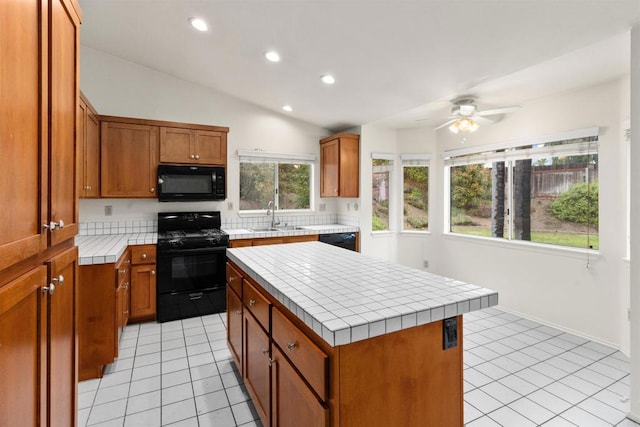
[223,224,358,239]
[75,233,157,265]
[227,241,499,347]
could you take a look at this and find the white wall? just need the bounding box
[79,46,333,222]
[390,77,630,349]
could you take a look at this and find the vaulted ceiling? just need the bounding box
[79,1,640,131]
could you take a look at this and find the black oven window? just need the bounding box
[167,253,225,292]
[163,174,212,194]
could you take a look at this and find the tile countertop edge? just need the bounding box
[75,233,158,266]
[226,242,498,347]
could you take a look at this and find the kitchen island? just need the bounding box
[226,242,498,427]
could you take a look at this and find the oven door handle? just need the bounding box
[158,247,228,256]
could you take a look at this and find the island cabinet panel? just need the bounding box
[243,310,271,425]
[160,126,227,165]
[227,287,243,372]
[101,121,159,198]
[337,316,463,427]
[0,266,47,427]
[271,346,329,427]
[226,263,243,296]
[243,280,270,331]
[272,307,328,400]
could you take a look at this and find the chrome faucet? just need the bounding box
[267,200,280,228]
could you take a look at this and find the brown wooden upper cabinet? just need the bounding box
[79,93,100,198]
[100,118,159,198]
[160,126,227,165]
[320,133,360,198]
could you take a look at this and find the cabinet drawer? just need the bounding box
[272,307,328,400]
[226,263,242,297]
[243,280,270,332]
[131,245,156,265]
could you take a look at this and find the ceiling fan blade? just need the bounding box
[476,106,520,116]
[473,116,495,125]
[433,119,456,130]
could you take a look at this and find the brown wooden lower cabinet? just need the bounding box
[229,234,318,248]
[0,246,78,427]
[130,264,156,321]
[226,260,463,427]
[226,287,243,371]
[271,346,329,427]
[243,310,271,424]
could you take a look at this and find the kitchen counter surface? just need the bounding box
[75,233,157,265]
[227,241,498,347]
[223,223,358,239]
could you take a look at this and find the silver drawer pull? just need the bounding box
[249,299,256,306]
[287,342,296,351]
[189,292,203,300]
[141,253,147,259]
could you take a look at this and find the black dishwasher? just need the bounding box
[318,233,357,251]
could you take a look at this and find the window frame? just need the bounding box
[400,154,431,234]
[238,150,315,214]
[443,127,600,252]
[371,153,396,234]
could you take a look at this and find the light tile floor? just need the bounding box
[78,307,640,426]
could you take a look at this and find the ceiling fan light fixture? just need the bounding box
[265,50,281,62]
[449,117,479,134]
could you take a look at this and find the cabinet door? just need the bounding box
[46,246,78,427]
[194,130,227,165]
[271,346,328,427]
[159,127,193,163]
[338,137,360,198]
[0,0,48,271]
[101,122,159,197]
[78,98,88,197]
[244,311,271,426]
[0,266,47,427]
[227,287,243,373]
[130,264,156,320]
[84,108,100,198]
[49,0,80,246]
[320,140,339,197]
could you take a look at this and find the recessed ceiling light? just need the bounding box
[282,105,293,112]
[321,75,335,85]
[265,51,281,62]
[188,17,208,32]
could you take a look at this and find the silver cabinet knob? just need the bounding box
[151,270,156,275]
[51,275,64,285]
[235,310,241,316]
[261,348,268,355]
[150,187,155,193]
[141,253,147,259]
[42,283,56,295]
[287,342,296,351]
[190,154,195,159]
[195,154,200,160]
[43,220,64,231]
[249,299,256,306]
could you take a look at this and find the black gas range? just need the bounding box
[156,211,229,323]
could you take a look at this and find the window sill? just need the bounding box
[442,231,600,260]
[370,231,394,237]
[400,230,431,236]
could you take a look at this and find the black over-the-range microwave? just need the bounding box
[157,164,226,202]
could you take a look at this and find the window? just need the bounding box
[239,151,314,212]
[445,129,599,250]
[402,155,430,231]
[372,155,394,231]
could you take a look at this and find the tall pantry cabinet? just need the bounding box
[0,0,81,426]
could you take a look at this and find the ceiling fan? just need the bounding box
[432,96,520,133]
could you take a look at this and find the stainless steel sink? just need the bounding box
[275,225,306,231]
[248,227,280,232]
